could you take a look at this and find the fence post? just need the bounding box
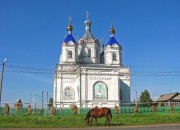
[73,105,78,115]
[28,104,32,115]
[115,105,119,114]
[152,104,156,113]
[134,106,138,113]
[170,104,173,113]
[50,105,55,116]
[4,103,9,116]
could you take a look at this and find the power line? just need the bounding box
[6,64,54,72]
[4,64,54,75]
[2,64,180,76]
[6,70,53,74]
[131,74,180,77]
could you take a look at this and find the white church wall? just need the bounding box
[80,73,86,102]
[55,78,61,105]
[61,46,67,63]
[87,77,93,100]
[106,75,119,100]
[120,79,130,106]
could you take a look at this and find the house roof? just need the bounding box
[156,92,179,102]
[172,94,180,101]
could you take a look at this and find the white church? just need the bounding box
[53,15,130,108]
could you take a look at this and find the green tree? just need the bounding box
[139,89,153,107]
[48,97,53,107]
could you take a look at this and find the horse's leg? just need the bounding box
[104,116,108,126]
[95,117,98,126]
[90,117,93,126]
[88,117,91,126]
[107,116,110,126]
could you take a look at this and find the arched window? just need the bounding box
[68,51,72,58]
[93,81,108,100]
[64,87,74,100]
[113,53,116,61]
[88,49,91,57]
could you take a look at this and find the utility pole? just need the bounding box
[46,92,48,108]
[135,90,138,106]
[0,59,7,104]
[42,91,44,109]
[30,93,31,105]
[33,95,36,114]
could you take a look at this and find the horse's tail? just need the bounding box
[109,109,112,120]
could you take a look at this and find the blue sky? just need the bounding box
[0,0,180,106]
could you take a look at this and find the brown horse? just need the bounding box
[85,107,112,126]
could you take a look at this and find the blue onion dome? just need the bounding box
[63,18,76,44]
[107,25,121,47]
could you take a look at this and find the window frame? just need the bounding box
[93,81,108,100]
[88,49,91,57]
[64,87,74,100]
[113,52,116,61]
[67,50,72,59]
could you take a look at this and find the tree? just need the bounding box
[48,97,53,107]
[139,89,153,107]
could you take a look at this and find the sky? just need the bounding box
[0,0,180,107]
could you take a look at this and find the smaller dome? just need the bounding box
[84,11,91,26]
[110,25,115,34]
[84,17,91,26]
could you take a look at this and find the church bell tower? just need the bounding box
[104,25,122,66]
[60,18,78,64]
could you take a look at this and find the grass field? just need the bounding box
[0,113,180,128]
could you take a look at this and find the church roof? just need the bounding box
[82,31,95,41]
[107,37,119,46]
[64,34,76,44]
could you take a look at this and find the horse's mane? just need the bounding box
[85,108,98,119]
[85,109,91,120]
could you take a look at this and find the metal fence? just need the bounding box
[0,105,180,116]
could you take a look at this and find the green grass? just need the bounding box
[0,113,180,128]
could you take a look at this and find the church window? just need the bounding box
[113,53,116,61]
[64,87,74,100]
[93,81,107,100]
[68,51,72,58]
[88,49,91,57]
